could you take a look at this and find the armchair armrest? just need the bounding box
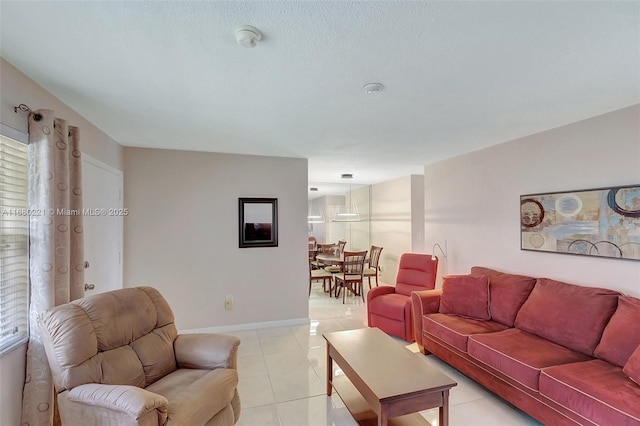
[175,333,241,370]
[367,285,396,303]
[411,289,442,344]
[67,383,168,420]
[367,285,398,327]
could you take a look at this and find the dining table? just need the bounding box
[316,253,370,264]
[315,253,343,266]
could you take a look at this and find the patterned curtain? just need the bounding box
[21,110,85,426]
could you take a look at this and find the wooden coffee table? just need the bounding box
[324,328,456,426]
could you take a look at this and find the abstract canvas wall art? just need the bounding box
[521,185,640,261]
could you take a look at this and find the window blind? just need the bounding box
[0,134,29,354]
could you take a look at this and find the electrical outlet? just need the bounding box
[225,295,234,310]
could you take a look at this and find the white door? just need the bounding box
[82,155,123,294]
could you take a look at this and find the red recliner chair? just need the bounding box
[367,253,438,341]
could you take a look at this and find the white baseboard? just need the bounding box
[180,317,310,334]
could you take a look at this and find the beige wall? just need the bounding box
[0,58,124,425]
[370,175,425,285]
[123,147,309,330]
[347,186,372,252]
[425,105,640,294]
[410,174,425,253]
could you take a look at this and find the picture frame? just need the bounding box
[239,198,278,248]
[520,184,640,261]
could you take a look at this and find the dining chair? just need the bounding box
[319,243,342,273]
[308,247,318,269]
[337,240,347,254]
[309,260,334,296]
[333,250,367,303]
[364,245,383,289]
[312,243,333,269]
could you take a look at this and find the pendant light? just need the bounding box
[307,209,325,224]
[333,185,361,222]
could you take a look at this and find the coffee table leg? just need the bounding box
[439,389,450,426]
[378,404,388,426]
[326,344,333,396]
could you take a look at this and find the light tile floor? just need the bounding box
[230,282,543,426]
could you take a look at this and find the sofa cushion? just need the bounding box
[423,313,509,352]
[470,266,536,327]
[98,346,146,388]
[594,296,640,367]
[623,345,640,386]
[131,324,178,387]
[146,368,238,425]
[541,359,640,426]
[369,293,409,321]
[468,328,592,391]
[439,275,490,320]
[514,278,620,355]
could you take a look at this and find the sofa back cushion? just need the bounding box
[514,278,620,355]
[40,286,178,392]
[395,253,438,296]
[623,345,640,386]
[439,275,490,320]
[471,267,536,327]
[594,296,640,367]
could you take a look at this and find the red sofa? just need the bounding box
[411,266,640,426]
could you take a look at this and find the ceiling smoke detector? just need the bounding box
[235,26,262,48]
[363,83,384,94]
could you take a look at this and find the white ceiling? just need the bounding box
[1,1,638,191]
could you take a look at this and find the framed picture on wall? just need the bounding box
[520,184,640,261]
[239,198,278,248]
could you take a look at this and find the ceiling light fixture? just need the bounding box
[363,83,384,94]
[307,209,325,224]
[341,173,353,179]
[333,185,361,223]
[235,25,262,48]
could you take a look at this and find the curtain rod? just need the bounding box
[14,104,43,121]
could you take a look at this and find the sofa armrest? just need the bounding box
[67,383,168,420]
[411,289,442,343]
[367,285,396,303]
[175,333,241,370]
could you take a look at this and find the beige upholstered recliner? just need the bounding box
[38,286,241,425]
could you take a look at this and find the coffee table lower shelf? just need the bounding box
[332,375,430,426]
